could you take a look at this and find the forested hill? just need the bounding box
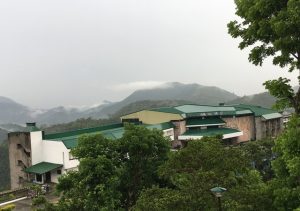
[0,82,239,125]
[98,82,239,116]
[228,92,276,108]
[0,82,281,125]
[43,100,189,133]
[0,129,9,191]
[0,128,7,144]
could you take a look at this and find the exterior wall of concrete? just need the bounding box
[172,120,186,141]
[31,131,79,172]
[30,131,43,165]
[255,117,282,140]
[8,132,32,189]
[9,130,80,186]
[255,118,263,140]
[223,115,255,143]
[121,110,182,124]
[50,168,62,183]
[41,140,79,171]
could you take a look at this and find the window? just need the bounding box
[18,176,24,184]
[36,174,42,182]
[57,169,62,175]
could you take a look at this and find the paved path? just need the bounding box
[0,197,32,211]
[1,194,60,211]
[14,198,32,211]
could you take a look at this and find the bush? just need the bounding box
[0,204,16,211]
[32,196,47,206]
[8,194,15,200]
[0,194,15,203]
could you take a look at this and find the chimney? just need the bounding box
[26,122,39,132]
[26,122,36,127]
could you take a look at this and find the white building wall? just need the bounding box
[30,131,44,165]
[64,150,79,170]
[30,131,79,183]
[50,169,61,183]
[42,140,79,171]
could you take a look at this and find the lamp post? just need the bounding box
[210,186,227,211]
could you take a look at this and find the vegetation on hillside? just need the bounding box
[228,92,276,109]
[42,117,120,134]
[43,100,189,134]
[0,141,10,191]
[0,129,7,145]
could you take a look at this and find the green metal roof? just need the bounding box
[181,127,241,137]
[45,123,173,149]
[25,162,62,174]
[186,117,225,126]
[62,138,78,149]
[175,105,235,114]
[262,113,282,120]
[44,123,123,140]
[150,107,184,114]
[234,104,280,117]
[235,109,253,115]
[58,127,125,149]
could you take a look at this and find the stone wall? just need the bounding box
[8,132,32,189]
[256,117,282,140]
[223,115,255,143]
[172,120,186,142]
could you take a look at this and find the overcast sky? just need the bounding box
[0,0,298,108]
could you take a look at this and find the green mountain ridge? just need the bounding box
[228,92,276,108]
[0,82,278,126]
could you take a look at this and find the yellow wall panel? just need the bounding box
[121,110,183,124]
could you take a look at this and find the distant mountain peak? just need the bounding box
[0,96,18,104]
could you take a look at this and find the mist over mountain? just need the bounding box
[0,82,278,125]
[98,82,239,116]
[228,92,276,108]
[0,96,33,124]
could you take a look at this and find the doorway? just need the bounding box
[45,172,51,183]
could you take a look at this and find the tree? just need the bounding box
[269,116,300,210]
[228,0,300,113]
[56,134,123,211]
[0,141,10,191]
[133,137,272,211]
[241,139,275,181]
[118,124,170,209]
[56,124,170,210]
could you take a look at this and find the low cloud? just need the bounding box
[112,81,169,91]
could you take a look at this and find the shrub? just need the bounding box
[32,196,47,206]
[0,204,16,211]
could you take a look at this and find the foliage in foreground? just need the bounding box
[269,116,300,210]
[228,0,300,113]
[44,119,300,210]
[134,137,272,211]
[56,124,170,211]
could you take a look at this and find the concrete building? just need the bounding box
[8,104,282,189]
[8,122,172,189]
[121,104,283,146]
